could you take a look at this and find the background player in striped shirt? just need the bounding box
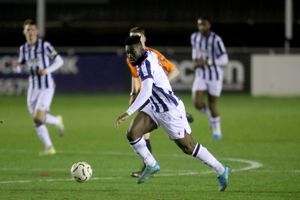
[127,27,193,177]
[12,19,65,156]
[191,17,229,140]
[115,36,230,191]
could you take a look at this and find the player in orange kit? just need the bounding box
[126,27,193,177]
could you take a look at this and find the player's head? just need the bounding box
[129,27,146,48]
[23,19,38,45]
[125,35,144,65]
[197,16,211,35]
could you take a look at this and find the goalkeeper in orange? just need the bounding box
[126,27,193,177]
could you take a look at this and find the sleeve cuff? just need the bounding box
[126,109,134,116]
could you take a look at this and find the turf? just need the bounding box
[0,94,299,200]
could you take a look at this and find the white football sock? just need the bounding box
[130,137,157,167]
[35,124,53,148]
[211,116,221,136]
[44,114,60,125]
[192,143,225,175]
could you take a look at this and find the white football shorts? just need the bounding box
[27,87,55,114]
[192,69,223,97]
[141,100,191,140]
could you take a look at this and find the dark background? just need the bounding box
[0,0,299,48]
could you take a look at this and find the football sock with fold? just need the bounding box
[130,137,157,167]
[192,143,225,175]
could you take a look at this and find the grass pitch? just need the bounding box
[0,94,299,200]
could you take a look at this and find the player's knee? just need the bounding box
[33,115,44,124]
[126,129,139,141]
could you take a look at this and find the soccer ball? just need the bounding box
[70,161,92,182]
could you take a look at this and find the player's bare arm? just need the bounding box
[11,60,20,69]
[129,77,140,105]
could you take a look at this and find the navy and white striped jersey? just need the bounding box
[191,31,228,81]
[137,50,180,113]
[18,38,60,90]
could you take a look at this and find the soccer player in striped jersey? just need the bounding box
[12,19,65,156]
[127,27,193,177]
[115,36,230,191]
[191,17,229,140]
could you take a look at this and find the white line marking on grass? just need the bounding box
[0,177,123,184]
[224,157,263,172]
[0,167,67,172]
[0,157,263,185]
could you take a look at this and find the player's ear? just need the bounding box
[23,26,27,35]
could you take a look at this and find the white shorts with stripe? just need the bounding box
[27,87,55,114]
[141,100,191,140]
[192,68,223,97]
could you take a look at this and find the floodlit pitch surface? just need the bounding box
[0,94,299,200]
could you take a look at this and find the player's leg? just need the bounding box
[207,79,223,140]
[192,75,212,126]
[159,101,230,191]
[130,102,155,177]
[208,94,221,139]
[131,131,152,177]
[193,90,212,125]
[174,133,230,191]
[33,88,64,135]
[127,111,160,184]
[28,89,55,155]
[41,88,65,135]
[127,112,157,165]
[192,90,206,110]
[175,133,224,173]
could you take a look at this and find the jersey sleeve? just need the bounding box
[45,41,58,60]
[215,36,227,58]
[191,33,198,60]
[18,46,26,64]
[139,59,153,81]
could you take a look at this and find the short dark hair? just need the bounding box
[125,35,141,46]
[23,19,36,27]
[129,27,145,36]
[197,16,212,23]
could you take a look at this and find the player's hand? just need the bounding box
[195,59,208,66]
[114,113,129,128]
[37,69,47,76]
[11,60,20,69]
